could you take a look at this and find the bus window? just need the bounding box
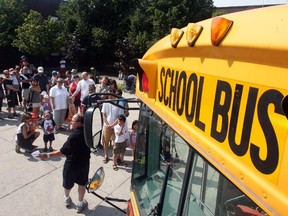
[131,104,190,215]
[183,153,268,216]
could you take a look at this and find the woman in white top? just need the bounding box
[50,78,69,133]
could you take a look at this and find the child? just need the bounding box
[40,111,56,152]
[15,113,40,153]
[40,94,52,118]
[113,115,129,171]
[67,97,77,131]
[130,120,139,160]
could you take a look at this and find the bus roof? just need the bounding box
[135,5,288,216]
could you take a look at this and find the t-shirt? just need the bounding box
[76,79,95,102]
[60,127,91,169]
[41,119,56,134]
[70,81,81,100]
[29,86,41,103]
[49,86,69,110]
[3,78,13,95]
[114,124,129,143]
[19,73,33,89]
[101,102,120,126]
[33,74,49,92]
[42,102,52,112]
[82,93,101,113]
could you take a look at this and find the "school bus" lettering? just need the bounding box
[158,67,285,175]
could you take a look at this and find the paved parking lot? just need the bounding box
[0,90,139,216]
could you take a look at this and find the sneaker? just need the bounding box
[49,147,54,152]
[76,200,88,213]
[7,114,14,119]
[43,147,48,152]
[64,197,72,207]
[13,112,20,117]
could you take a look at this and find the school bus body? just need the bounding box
[131,5,288,216]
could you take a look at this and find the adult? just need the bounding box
[29,64,37,75]
[109,79,118,92]
[71,68,77,79]
[33,66,49,93]
[50,71,61,87]
[115,89,129,117]
[69,75,81,114]
[15,113,40,153]
[81,84,100,114]
[8,68,20,107]
[71,72,95,113]
[15,65,23,107]
[3,70,19,118]
[20,66,33,112]
[95,76,110,99]
[39,114,90,213]
[64,70,72,89]
[49,78,69,133]
[125,74,136,93]
[101,89,120,163]
[59,58,66,74]
[29,78,41,116]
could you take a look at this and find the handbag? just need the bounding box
[27,90,34,112]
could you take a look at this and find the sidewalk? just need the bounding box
[0,90,139,216]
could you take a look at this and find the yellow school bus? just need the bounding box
[128,5,288,216]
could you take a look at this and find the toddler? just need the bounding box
[40,111,56,152]
[130,120,139,160]
[40,94,52,118]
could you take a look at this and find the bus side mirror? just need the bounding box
[86,167,105,192]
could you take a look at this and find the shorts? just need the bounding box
[43,134,55,142]
[32,103,40,108]
[62,163,89,189]
[102,126,115,148]
[7,91,17,107]
[113,141,126,154]
[17,133,36,151]
[22,88,30,100]
[74,98,81,107]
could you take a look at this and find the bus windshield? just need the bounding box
[131,103,267,216]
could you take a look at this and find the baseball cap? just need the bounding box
[31,113,38,119]
[37,66,44,73]
[9,68,15,74]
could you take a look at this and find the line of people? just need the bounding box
[9,66,139,213]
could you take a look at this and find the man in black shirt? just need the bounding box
[39,114,91,213]
[33,66,49,93]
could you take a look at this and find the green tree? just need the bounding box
[12,10,61,62]
[0,0,26,47]
[128,0,215,57]
[57,0,136,66]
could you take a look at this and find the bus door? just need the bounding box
[131,104,268,216]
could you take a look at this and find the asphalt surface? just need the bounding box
[0,82,139,216]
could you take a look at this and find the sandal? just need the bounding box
[15,145,21,153]
[121,161,128,167]
[113,164,118,171]
[103,157,109,164]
